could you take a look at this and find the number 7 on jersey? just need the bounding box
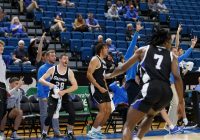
[154,54,163,70]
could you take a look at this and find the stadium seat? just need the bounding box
[106,33,116,41]
[106,20,116,27]
[83,32,95,40]
[88,3,97,9]
[116,27,126,34]
[60,31,71,45]
[43,11,55,17]
[41,17,52,31]
[70,39,82,52]
[139,2,149,12]
[116,33,126,41]
[7,38,19,46]
[82,39,94,48]
[72,32,83,39]
[7,65,21,72]
[106,26,116,33]
[115,21,126,28]
[22,64,36,72]
[116,41,127,49]
[80,47,93,62]
[66,12,76,19]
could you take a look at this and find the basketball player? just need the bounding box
[87,43,111,139]
[105,27,184,140]
[39,54,78,140]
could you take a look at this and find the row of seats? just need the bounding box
[0,37,30,46]
[38,0,106,5]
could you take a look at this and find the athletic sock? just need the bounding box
[42,130,47,134]
[183,118,188,125]
[169,124,175,129]
[91,127,98,132]
[96,126,102,132]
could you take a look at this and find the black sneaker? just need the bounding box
[67,133,76,140]
[40,133,47,140]
[184,121,198,129]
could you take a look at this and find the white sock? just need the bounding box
[183,118,188,125]
[68,130,73,134]
[133,137,140,140]
[169,124,175,129]
[42,130,47,134]
[91,127,98,132]
[96,126,102,132]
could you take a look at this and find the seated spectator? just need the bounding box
[156,0,168,13]
[148,0,158,20]
[0,77,24,139]
[92,35,104,55]
[106,38,116,52]
[10,16,26,36]
[126,23,134,41]
[12,40,31,65]
[105,52,116,85]
[116,0,124,15]
[57,0,75,7]
[50,13,66,40]
[106,4,120,20]
[118,55,125,67]
[125,5,139,21]
[86,13,101,32]
[0,7,8,37]
[105,0,112,12]
[28,32,46,66]
[0,7,7,22]
[73,14,88,32]
[24,0,42,13]
[195,77,200,91]
[109,80,128,124]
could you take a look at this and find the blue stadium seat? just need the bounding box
[88,3,97,9]
[96,9,104,14]
[46,6,57,12]
[139,2,148,12]
[34,11,43,24]
[77,7,87,14]
[94,32,105,39]
[170,18,178,29]
[116,48,127,55]
[57,6,67,13]
[82,39,94,48]
[70,39,82,52]
[66,12,75,19]
[159,13,168,23]
[48,1,58,6]
[63,18,73,25]
[97,3,105,9]
[98,20,106,27]
[72,32,83,39]
[116,27,126,34]
[145,28,152,36]
[83,32,95,40]
[38,0,48,5]
[67,7,77,13]
[43,11,55,17]
[41,17,52,31]
[79,0,88,2]
[106,33,116,40]
[87,8,96,14]
[180,44,189,50]
[106,26,116,33]
[7,38,19,46]
[7,65,21,72]
[195,59,200,67]
[144,22,154,29]
[116,41,127,49]
[21,38,30,47]
[22,64,36,72]
[2,55,12,65]
[3,46,15,55]
[192,51,200,59]
[106,20,115,27]
[95,14,106,20]
[138,41,145,48]
[79,2,88,8]
[116,21,126,27]
[116,33,125,41]
[60,31,71,45]
[80,47,93,62]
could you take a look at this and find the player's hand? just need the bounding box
[191,36,198,48]
[177,24,182,33]
[99,87,107,94]
[58,90,65,97]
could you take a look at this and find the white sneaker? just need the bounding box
[0,132,5,140]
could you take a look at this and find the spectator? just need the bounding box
[92,35,104,55]
[116,0,124,15]
[126,23,134,41]
[105,0,112,12]
[148,0,158,20]
[0,77,24,139]
[156,0,168,13]
[10,16,26,36]
[0,7,8,37]
[195,77,200,91]
[73,13,88,32]
[24,0,42,13]
[28,32,46,66]
[50,13,66,40]
[57,0,75,7]
[86,13,101,32]
[106,38,116,52]
[0,7,7,22]
[12,40,31,65]
[118,55,125,67]
[105,52,116,85]
[106,4,120,20]
[109,80,128,124]
[125,5,139,21]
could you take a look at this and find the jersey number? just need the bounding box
[56,82,65,90]
[154,54,163,70]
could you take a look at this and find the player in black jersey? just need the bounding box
[105,27,184,140]
[87,43,111,139]
[39,54,78,140]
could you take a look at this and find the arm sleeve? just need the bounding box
[124,32,139,61]
[178,47,193,62]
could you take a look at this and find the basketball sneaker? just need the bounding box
[169,126,184,134]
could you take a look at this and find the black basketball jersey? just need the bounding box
[140,45,172,84]
[50,65,69,90]
[92,55,107,89]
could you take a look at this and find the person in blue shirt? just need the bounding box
[109,81,128,124]
[195,77,200,91]
[86,13,101,32]
[124,22,143,105]
[125,5,139,21]
[37,50,62,137]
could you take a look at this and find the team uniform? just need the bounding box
[132,45,173,113]
[89,55,111,104]
[44,66,75,127]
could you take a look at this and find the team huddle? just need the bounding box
[0,22,198,140]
